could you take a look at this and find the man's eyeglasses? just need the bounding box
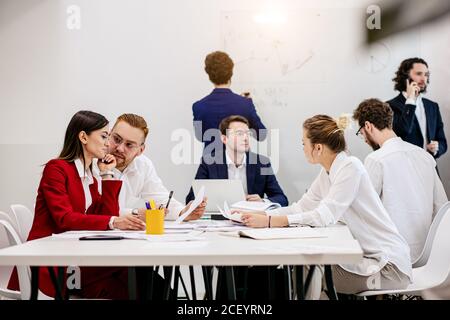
[111,133,143,151]
[356,126,364,138]
[227,129,252,138]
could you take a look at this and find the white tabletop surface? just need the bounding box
[0,225,363,267]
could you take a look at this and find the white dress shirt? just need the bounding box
[405,93,427,149]
[364,137,448,262]
[74,158,94,211]
[269,152,412,279]
[225,151,248,194]
[94,155,185,220]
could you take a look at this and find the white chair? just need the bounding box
[0,217,52,300]
[413,201,450,268]
[0,212,21,300]
[357,207,450,298]
[10,204,34,242]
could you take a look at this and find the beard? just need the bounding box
[366,136,380,151]
[419,84,428,94]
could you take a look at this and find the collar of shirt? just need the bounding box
[225,151,246,169]
[111,156,140,179]
[381,136,402,148]
[328,151,348,182]
[74,158,94,185]
[402,91,423,101]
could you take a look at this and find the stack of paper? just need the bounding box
[231,200,281,211]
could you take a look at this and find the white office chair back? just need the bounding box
[10,204,33,242]
[0,211,16,231]
[0,212,21,299]
[0,218,31,299]
[420,208,450,288]
[413,201,450,268]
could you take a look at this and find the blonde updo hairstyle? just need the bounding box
[302,114,349,153]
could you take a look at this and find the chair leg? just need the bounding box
[189,266,197,300]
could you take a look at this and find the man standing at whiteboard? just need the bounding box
[193,51,267,151]
[387,58,447,159]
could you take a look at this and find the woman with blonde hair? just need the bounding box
[235,114,412,295]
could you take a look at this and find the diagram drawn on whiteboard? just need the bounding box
[220,11,327,83]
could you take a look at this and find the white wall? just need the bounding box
[0,0,449,214]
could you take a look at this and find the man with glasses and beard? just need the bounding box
[387,57,447,158]
[95,113,206,221]
[353,98,447,264]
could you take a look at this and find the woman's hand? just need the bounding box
[98,154,117,172]
[113,214,145,230]
[180,197,208,221]
[246,194,263,202]
[241,212,269,228]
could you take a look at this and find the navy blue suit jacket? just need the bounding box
[186,151,288,206]
[387,93,447,158]
[193,88,267,146]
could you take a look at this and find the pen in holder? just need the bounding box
[146,209,165,235]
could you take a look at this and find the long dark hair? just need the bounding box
[392,57,429,92]
[58,110,109,169]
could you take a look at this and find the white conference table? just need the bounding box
[0,224,363,300]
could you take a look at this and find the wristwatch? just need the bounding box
[131,208,139,216]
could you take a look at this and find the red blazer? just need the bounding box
[9,159,122,296]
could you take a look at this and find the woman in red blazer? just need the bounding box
[9,110,145,299]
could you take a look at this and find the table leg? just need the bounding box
[47,267,64,300]
[30,266,39,300]
[324,265,338,300]
[202,266,213,300]
[128,267,137,300]
[163,266,173,300]
[296,266,305,300]
[224,266,236,300]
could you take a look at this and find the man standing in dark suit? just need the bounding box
[193,51,266,150]
[186,115,287,207]
[387,57,447,158]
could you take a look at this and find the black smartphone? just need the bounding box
[79,235,124,241]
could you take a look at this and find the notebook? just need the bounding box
[231,200,281,211]
[223,227,328,240]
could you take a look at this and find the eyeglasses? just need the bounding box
[355,126,364,138]
[111,133,143,151]
[227,129,252,138]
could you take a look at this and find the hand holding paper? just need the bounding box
[175,186,206,223]
[217,201,243,223]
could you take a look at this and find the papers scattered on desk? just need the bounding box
[220,227,328,240]
[166,220,249,232]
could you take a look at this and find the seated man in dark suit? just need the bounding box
[387,57,447,159]
[187,115,289,299]
[192,51,266,150]
[186,115,288,207]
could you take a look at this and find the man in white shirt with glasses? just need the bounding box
[353,98,448,264]
[95,113,206,222]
